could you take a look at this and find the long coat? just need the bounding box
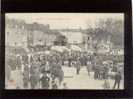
[76,61,81,70]
[51,64,64,83]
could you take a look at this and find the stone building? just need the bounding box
[6,18,62,47]
[5,18,28,48]
[26,23,61,47]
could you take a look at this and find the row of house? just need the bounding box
[5,18,94,51]
[5,18,61,50]
[6,18,120,54]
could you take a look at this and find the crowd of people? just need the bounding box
[21,53,65,89]
[6,49,123,89]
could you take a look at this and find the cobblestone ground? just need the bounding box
[61,66,124,89]
[6,66,124,89]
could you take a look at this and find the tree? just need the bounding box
[95,18,124,47]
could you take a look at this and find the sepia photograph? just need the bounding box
[5,13,124,90]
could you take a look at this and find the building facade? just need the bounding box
[6,18,61,50]
[5,18,28,48]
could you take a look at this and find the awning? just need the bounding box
[51,46,70,53]
[70,45,81,52]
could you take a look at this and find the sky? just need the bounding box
[6,13,124,29]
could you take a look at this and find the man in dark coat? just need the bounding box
[30,74,38,89]
[94,64,99,79]
[23,64,29,88]
[30,61,40,89]
[51,62,64,85]
[103,65,109,79]
[76,59,81,75]
[113,71,122,89]
[40,61,46,74]
[40,73,50,89]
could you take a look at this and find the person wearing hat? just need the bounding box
[30,60,40,89]
[113,71,122,89]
